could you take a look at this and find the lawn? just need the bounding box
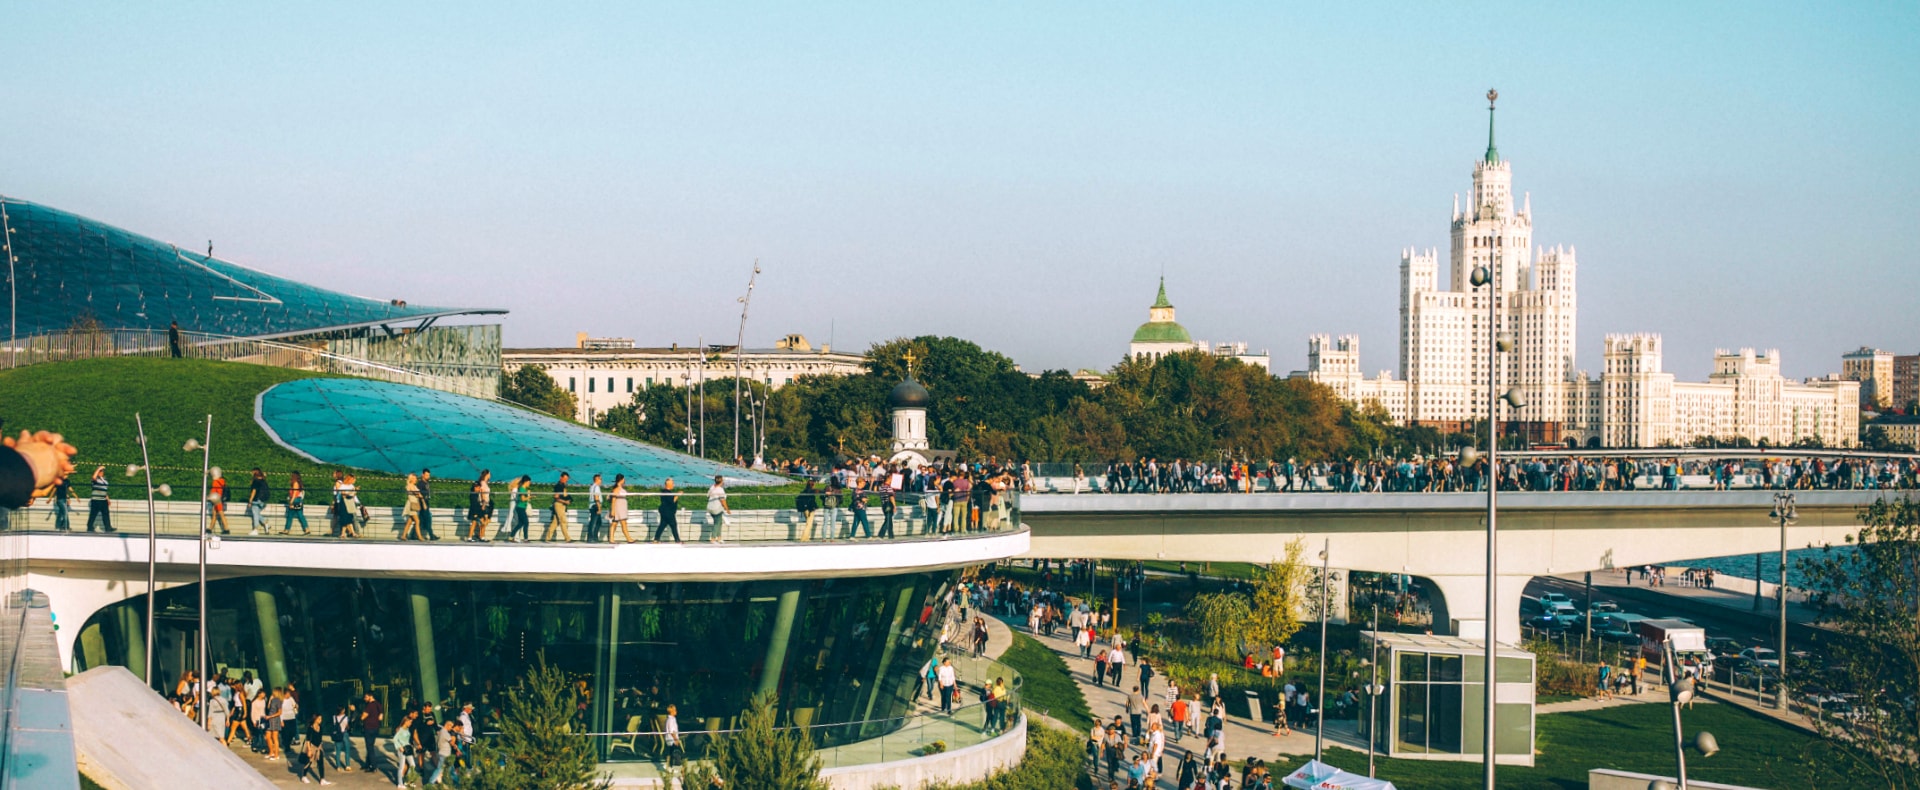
[999,632,1094,732]
[0,357,799,508]
[1305,701,1832,789]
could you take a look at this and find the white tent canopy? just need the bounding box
[1281,759,1398,790]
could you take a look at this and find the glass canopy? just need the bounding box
[0,196,499,338]
[258,378,785,486]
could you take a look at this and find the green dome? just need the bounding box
[1131,321,1193,344]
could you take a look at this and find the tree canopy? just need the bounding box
[594,336,1449,464]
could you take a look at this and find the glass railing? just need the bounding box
[571,649,1022,772]
[6,489,1026,545]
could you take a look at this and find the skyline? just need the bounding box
[5,3,1916,380]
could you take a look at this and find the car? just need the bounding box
[1528,614,1571,633]
[1539,592,1574,608]
[1588,600,1621,615]
[1597,624,1639,642]
[1545,602,1582,625]
[1741,647,1780,667]
[1705,637,1743,660]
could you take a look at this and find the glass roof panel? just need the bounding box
[258,378,784,486]
[0,197,497,338]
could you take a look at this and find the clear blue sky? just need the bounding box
[6,2,1916,379]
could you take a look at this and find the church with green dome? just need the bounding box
[1126,279,1271,370]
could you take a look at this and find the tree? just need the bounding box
[458,654,610,790]
[501,365,578,421]
[1247,537,1312,648]
[676,692,827,790]
[1183,592,1253,659]
[1797,497,1920,789]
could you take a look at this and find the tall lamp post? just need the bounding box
[133,414,166,687]
[732,262,760,463]
[1315,539,1331,762]
[1769,492,1796,710]
[1368,602,1381,778]
[3,202,16,369]
[184,416,213,730]
[1455,115,1528,784]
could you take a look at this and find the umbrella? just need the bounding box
[1281,759,1398,790]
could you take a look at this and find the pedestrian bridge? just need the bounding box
[1018,489,1895,640]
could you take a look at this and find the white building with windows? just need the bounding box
[1303,94,1860,448]
[1307,92,1575,438]
[503,332,866,423]
[1562,336,1859,448]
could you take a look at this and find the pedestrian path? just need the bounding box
[1005,618,1369,789]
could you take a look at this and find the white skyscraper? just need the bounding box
[1319,91,1578,440]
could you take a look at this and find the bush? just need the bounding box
[457,655,610,790]
[676,692,827,790]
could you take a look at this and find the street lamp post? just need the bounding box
[1460,173,1527,787]
[134,414,161,687]
[185,416,212,730]
[1316,539,1331,762]
[1368,602,1381,778]
[1770,491,1796,710]
[732,262,760,463]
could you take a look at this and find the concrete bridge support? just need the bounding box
[1423,574,1532,643]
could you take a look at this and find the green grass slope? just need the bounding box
[0,357,362,501]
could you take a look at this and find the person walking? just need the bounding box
[246,468,270,535]
[331,704,355,772]
[282,471,310,534]
[876,479,896,539]
[608,474,633,543]
[297,712,335,784]
[544,472,573,542]
[848,485,872,538]
[584,473,606,543]
[936,657,957,714]
[705,476,729,542]
[654,478,682,542]
[400,473,425,541]
[500,476,532,542]
[87,466,118,532]
[1125,686,1147,744]
[207,471,231,534]
[416,470,437,541]
[264,687,286,761]
[796,480,820,540]
[390,710,417,787]
[466,471,492,542]
[428,719,457,785]
[205,687,230,747]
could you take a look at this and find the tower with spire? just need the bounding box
[1310,90,1579,440]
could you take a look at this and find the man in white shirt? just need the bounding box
[936,658,958,714]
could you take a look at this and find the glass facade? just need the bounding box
[258,377,786,484]
[74,571,957,758]
[0,197,491,339]
[1364,632,1536,765]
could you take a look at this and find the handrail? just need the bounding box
[0,589,36,777]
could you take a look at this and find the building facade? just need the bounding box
[1559,336,1859,448]
[504,333,867,423]
[1842,347,1896,408]
[1127,279,1271,371]
[1303,97,1861,448]
[1307,95,1575,436]
[1896,354,1920,411]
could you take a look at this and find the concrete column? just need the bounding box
[755,587,804,699]
[409,585,440,706]
[1423,574,1530,643]
[593,587,620,760]
[118,604,147,681]
[253,585,288,689]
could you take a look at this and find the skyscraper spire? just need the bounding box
[1484,88,1500,164]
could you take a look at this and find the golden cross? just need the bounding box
[902,349,919,376]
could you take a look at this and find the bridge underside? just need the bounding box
[1020,491,1876,640]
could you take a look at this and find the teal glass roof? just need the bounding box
[0,197,502,339]
[257,378,785,486]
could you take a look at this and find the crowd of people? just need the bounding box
[167,669,480,786]
[1061,454,1920,495]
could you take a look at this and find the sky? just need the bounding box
[5,2,1917,380]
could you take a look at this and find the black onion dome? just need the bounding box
[887,377,931,409]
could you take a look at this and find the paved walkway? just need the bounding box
[1006,618,1369,788]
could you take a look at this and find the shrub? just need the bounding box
[676,692,828,790]
[457,654,610,790]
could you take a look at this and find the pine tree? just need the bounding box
[458,654,610,790]
[677,692,827,790]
